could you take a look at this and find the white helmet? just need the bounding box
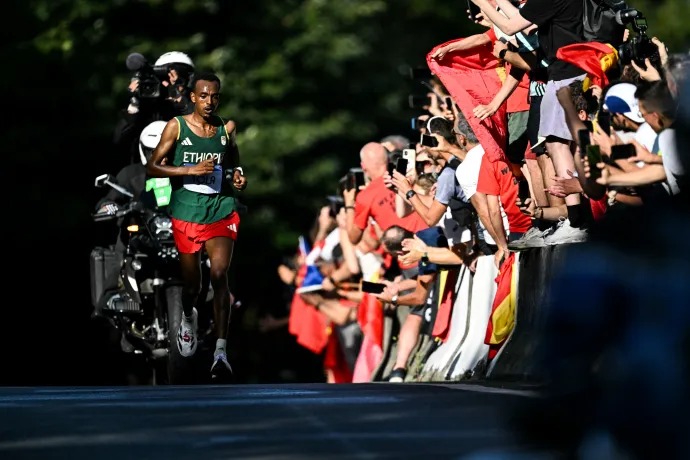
[139,120,168,165]
[155,51,194,69]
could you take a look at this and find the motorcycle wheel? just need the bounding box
[166,285,193,385]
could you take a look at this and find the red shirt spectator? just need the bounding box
[477,155,532,233]
[354,177,399,232]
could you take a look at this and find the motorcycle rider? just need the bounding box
[113,51,195,165]
[146,71,247,379]
[95,121,170,311]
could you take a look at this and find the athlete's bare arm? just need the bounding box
[147,119,215,178]
[224,119,247,190]
[225,119,239,167]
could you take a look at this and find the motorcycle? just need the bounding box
[89,173,216,385]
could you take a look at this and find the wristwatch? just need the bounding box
[421,252,430,265]
[406,190,417,200]
[391,295,399,307]
[498,48,508,60]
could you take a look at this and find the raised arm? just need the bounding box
[471,0,532,36]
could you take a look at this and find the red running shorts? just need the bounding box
[171,212,240,254]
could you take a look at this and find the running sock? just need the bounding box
[214,339,227,358]
[567,204,583,228]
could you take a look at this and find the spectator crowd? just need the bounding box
[260,0,690,384]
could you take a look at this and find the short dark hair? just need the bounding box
[569,81,599,116]
[381,226,413,254]
[636,81,677,120]
[428,117,458,146]
[190,72,221,93]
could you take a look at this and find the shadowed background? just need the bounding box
[4,0,686,385]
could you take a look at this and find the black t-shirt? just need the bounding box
[520,0,585,81]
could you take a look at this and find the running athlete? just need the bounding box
[147,71,247,379]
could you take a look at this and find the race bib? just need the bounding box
[183,164,223,194]
[145,178,172,207]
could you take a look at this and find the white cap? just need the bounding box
[155,51,194,68]
[603,82,645,124]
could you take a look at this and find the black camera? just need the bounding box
[126,53,174,99]
[615,10,660,68]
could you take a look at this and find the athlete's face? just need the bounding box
[191,80,220,118]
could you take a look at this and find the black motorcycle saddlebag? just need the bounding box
[90,246,120,307]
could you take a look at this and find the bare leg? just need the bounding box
[548,139,584,227]
[203,236,235,344]
[538,154,565,208]
[394,315,423,371]
[179,252,202,317]
[525,158,549,208]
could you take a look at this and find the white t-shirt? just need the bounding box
[455,145,485,201]
[635,122,657,152]
[658,129,683,196]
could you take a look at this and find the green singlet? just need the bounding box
[168,116,236,224]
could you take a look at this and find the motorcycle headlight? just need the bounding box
[151,216,173,237]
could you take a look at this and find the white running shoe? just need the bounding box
[210,352,233,379]
[177,307,198,357]
[508,226,550,250]
[543,218,588,246]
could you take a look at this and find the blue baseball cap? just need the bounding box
[603,82,645,124]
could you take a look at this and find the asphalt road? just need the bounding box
[0,383,552,460]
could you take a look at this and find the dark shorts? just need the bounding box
[172,212,240,254]
[507,110,530,164]
[409,304,426,317]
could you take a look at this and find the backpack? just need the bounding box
[582,0,628,48]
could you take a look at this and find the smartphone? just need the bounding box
[402,148,416,174]
[396,157,408,176]
[410,117,425,131]
[409,67,433,81]
[586,145,603,181]
[467,0,482,20]
[598,111,611,136]
[445,97,453,110]
[361,281,386,294]
[347,168,365,191]
[327,195,345,218]
[338,175,348,195]
[577,128,591,159]
[583,120,594,133]
[409,95,431,109]
[420,133,439,148]
[610,144,636,162]
[518,179,530,203]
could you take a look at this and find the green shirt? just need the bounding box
[168,116,236,224]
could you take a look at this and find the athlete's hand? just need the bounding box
[189,159,215,176]
[233,169,247,190]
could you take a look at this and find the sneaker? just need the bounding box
[210,352,233,379]
[388,368,407,383]
[543,218,588,246]
[176,308,198,357]
[508,226,551,250]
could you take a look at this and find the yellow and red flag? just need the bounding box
[485,253,518,359]
[556,42,619,92]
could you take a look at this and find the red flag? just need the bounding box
[427,38,508,163]
[288,264,329,354]
[485,253,517,359]
[432,269,460,342]
[556,42,619,91]
[357,292,384,349]
[324,332,353,383]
